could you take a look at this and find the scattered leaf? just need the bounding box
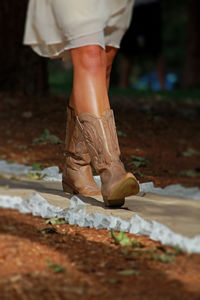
[118,269,139,276]
[131,155,149,162]
[182,148,199,157]
[32,163,43,171]
[111,230,131,247]
[120,249,130,255]
[152,253,175,263]
[39,227,59,234]
[128,155,149,168]
[33,129,62,144]
[179,169,200,178]
[28,172,47,180]
[131,238,140,248]
[172,245,183,255]
[111,230,140,248]
[45,217,68,225]
[135,171,145,178]
[46,259,65,273]
[139,248,155,254]
[15,145,28,150]
[117,130,127,137]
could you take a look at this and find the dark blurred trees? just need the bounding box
[182,0,200,88]
[0,0,48,95]
[0,0,199,92]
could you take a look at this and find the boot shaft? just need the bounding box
[77,109,121,172]
[65,107,91,166]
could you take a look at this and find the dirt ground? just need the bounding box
[0,92,200,299]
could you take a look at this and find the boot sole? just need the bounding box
[62,182,101,196]
[103,174,140,207]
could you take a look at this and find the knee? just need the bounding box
[72,45,106,73]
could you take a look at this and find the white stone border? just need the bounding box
[0,192,199,253]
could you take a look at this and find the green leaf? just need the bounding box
[118,269,139,276]
[128,161,146,167]
[173,245,183,255]
[182,148,199,157]
[39,227,59,234]
[128,155,149,168]
[179,169,200,178]
[32,163,42,171]
[135,171,145,178]
[131,238,140,248]
[117,130,127,137]
[110,230,140,248]
[28,172,47,180]
[116,231,125,242]
[111,230,131,246]
[152,253,175,263]
[45,217,68,225]
[139,248,155,254]
[52,265,66,273]
[15,145,28,150]
[33,129,62,144]
[46,259,65,273]
[131,155,149,162]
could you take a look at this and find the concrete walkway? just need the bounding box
[0,176,199,239]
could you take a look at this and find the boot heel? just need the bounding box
[103,198,125,207]
[62,182,76,194]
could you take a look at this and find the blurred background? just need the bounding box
[0,0,200,187]
[0,0,200,95]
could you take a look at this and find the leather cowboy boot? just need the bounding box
[77,109,140,207]
[62,107,101,196]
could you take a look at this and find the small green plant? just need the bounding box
[179,169,200,178]
[45,217,68,225]
[139,248,155,254]
[117,130,127,137]
[33,129,62,144]
[46,259,65,273]
[118,269,139,276]
[39,227,59,234]
[152,253,175,263]
[166,245,183,256]
[135,171,145,178]
[32,163,43,171]
[15,145,28,150]
[110,230,140,248]
[128,155,149,168]
[28,172,47,180]
[182,148,199,157]
[173,245,183,255]
[131,237,141,248]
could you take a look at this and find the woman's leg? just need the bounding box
[69,45,109,117]
[69,45,118,115]
[63,45,118,197]
[68,44,139,206]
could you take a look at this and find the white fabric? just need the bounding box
[24,0,134,59]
